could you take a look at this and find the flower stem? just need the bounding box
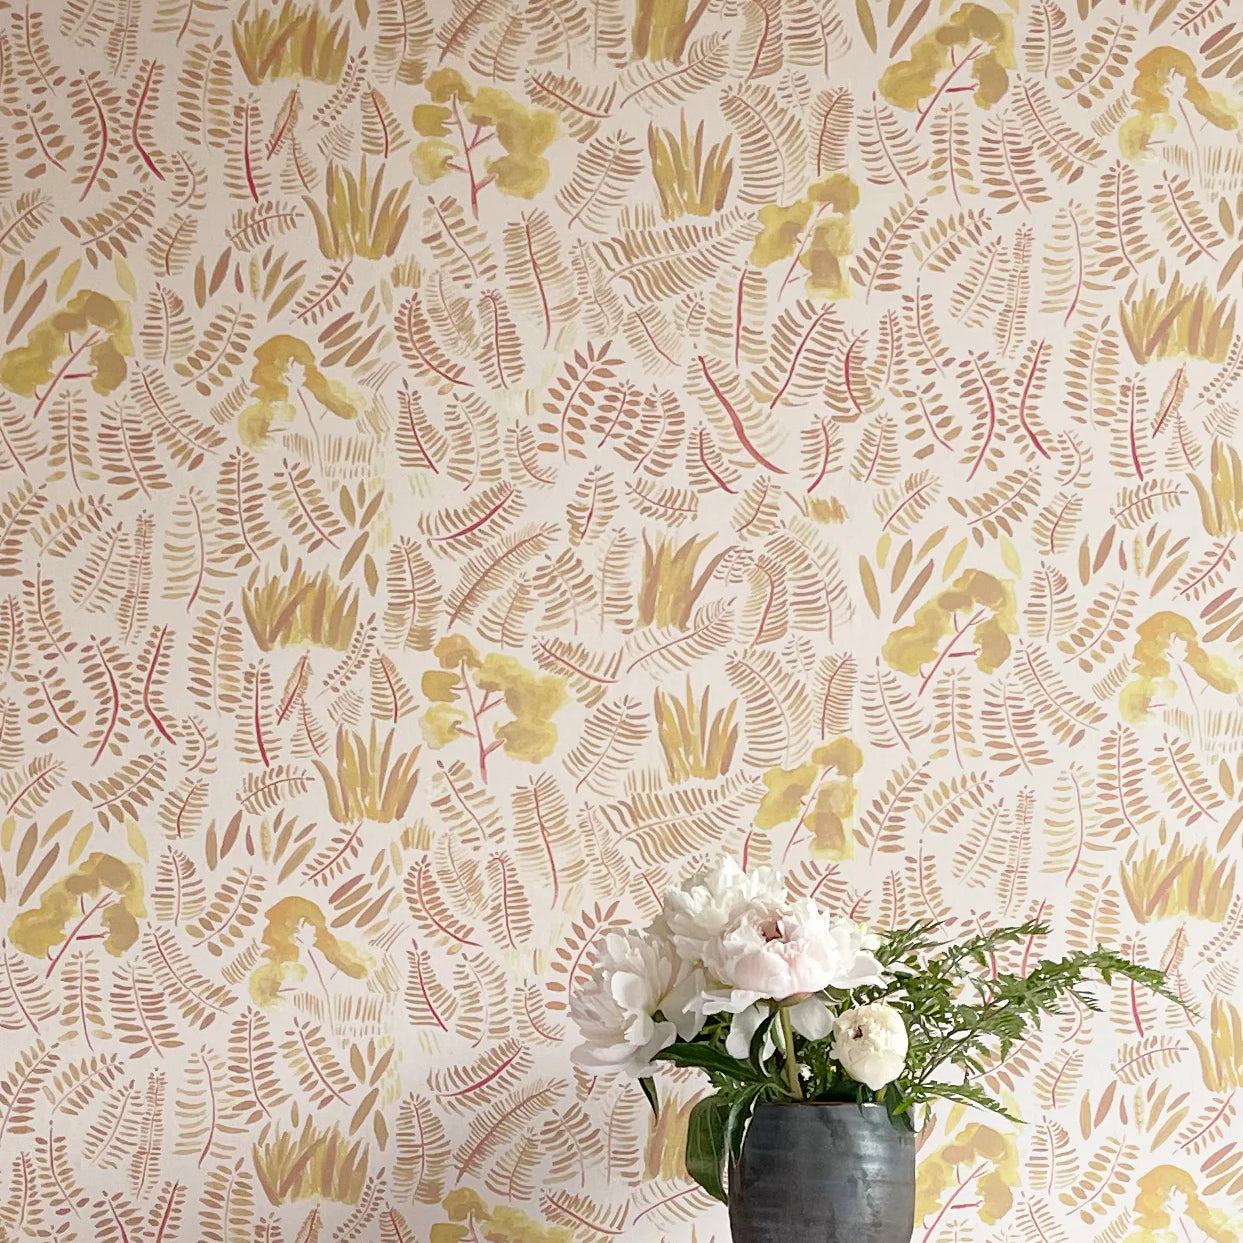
[778,1006,803,1100]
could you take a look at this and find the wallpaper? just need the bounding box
[0,0,1240,1240]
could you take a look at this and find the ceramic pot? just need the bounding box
[728,1102,915,1243]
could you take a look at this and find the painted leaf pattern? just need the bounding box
[0,0,1238,1241]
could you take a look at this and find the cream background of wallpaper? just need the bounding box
[0,0,1240,1240]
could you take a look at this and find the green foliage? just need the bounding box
[857,919,1185,1122]
[646,919,1183,1205]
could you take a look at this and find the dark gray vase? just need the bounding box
[728,1102,915,1243]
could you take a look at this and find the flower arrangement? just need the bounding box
[570,858,1181,1204]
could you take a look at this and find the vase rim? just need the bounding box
[755,1100,888,1110]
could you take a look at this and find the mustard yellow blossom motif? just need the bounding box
[9,852,145,960]
[239,334,363,446]
[756,737,864,860]
[915,1122,1019,1229]
[420,636,566,776]
[750,174,859,298]
[249,895,369,1006]
[883,570,1017,681]
[413,71,557,201]
[432,1189,571,1243]
[879,5,1014,118]
[1119,612,1241,725]
[1123,1165,1242,1243]
[1119,47,1242,159]
[0,290,131,398]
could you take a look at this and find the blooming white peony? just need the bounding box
[831,1002,908,1090]
[702,896,885,1013]
[570,926,704,1077]
[661,857,786,963]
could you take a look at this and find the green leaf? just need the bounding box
[685,1094,730,1204]
[639,1075,659,1121]
[654,1043,767,1083]
[725,1085,762,1161]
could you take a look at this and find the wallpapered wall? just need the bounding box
[0,0,1241,1239]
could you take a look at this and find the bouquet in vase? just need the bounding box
[569,858,1181,1203]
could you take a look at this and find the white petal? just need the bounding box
[725,1004,774,1062]
[788,996,835,1040]
[725,1004,765,1059]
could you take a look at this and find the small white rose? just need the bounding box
[831,1003,908,1091]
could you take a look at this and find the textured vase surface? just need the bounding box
[728,1102,916,1243]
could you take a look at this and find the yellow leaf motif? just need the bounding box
[0,290,131,398]
[1121,833,1234,924]
[233,0,350,85]
[1192,440,1243,536]
[1119,612,1241,725]
[1123,1165,1243,1243]
[1189,999,1243,1094]
[249,895,369,1006]
[879,5,1015,116]
[242,560,360,650]
[1118,47,1242,159]
[630,0,710,61]
[654,680,739,781]
[9,852,145,959]
[1120,278,1235,365]
[883,569,1017,681]
[239,334,363,446]
[314,725,421,822]
[916,1123,1019,1227]
[649,115,734,219]
[252,1115,370,1204]
[303,162,413,261]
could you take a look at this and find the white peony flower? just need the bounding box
[831,1002,908,1090]
[570,926,704,1077]
[661,857,785,963]
[702,897,885,1012]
